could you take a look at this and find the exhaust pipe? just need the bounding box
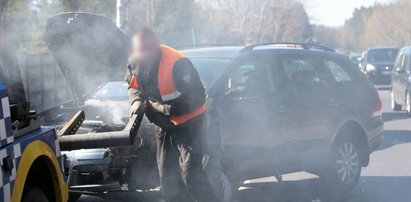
[58,108,143,151]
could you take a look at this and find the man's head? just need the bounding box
[131,28,161,66]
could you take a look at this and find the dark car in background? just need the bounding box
[391,47,411,115]
[361,46,399,84]
[205,43,383,197]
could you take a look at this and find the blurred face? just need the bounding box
[131,34,160,66]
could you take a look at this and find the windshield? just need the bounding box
[189,57,230,88]
[367,48,399,62]
[93,81,128,100]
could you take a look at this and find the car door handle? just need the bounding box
[278,105,290,113]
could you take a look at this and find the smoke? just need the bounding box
[0,1,391,202]
[43,13,130,99]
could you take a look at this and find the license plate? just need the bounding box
[382,71,392,75]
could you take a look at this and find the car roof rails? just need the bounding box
[177,44,242,50]
[240,42,335,53]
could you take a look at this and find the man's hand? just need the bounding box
[147,99,171,116]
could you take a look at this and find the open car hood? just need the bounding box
[43,13,130,99]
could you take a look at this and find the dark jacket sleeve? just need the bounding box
[125,64,145,105]
[167,58,206,115]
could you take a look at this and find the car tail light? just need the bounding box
[373,96,382,117]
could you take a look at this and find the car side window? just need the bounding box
[323,59,353,83]
[226,56,276,99]
[279,56,322,88]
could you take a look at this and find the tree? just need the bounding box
[339,6,373,52]
[312,25,339,49]
[194,0,311,45]
[0,0,9,28]
[126,0,196,46]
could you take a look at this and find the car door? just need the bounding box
[214,53,288,172]
[320,56,363,133]
[391,50,401,96]
[393,50,407,104]
[275,53,332,164]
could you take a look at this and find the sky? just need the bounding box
[303,0,394,27]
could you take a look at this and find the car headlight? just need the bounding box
[366,64,376,72]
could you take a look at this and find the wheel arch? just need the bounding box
[330,120,370,167]
[12,141,68,202]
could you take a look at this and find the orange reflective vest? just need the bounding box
[130,45,206,125]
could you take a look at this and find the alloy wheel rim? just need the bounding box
[336,143,360,184]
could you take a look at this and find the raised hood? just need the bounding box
[43,13,130,99]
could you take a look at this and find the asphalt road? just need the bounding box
[79,87,411,202]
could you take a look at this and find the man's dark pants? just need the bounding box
[156,115,217,202]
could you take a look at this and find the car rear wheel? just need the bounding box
[205,157,232,202]
[320,135,361,193]
[211,172,232,202]
[22,186,49,202]
[391,91,401,111]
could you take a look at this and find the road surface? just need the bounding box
[79,87,411,202]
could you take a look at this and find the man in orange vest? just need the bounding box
[125,28,216,202]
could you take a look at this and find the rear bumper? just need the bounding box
[367,123,384,153]
[70,182,122,193]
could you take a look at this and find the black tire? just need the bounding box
[212,172,233,202]
[22,186,49,202]
[391,91,402,111]
[204,156,232,202]
[68,192,81,202]
[320,135,362,193]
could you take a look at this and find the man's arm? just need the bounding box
[125,64,145,114]
[167,58,206,115]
